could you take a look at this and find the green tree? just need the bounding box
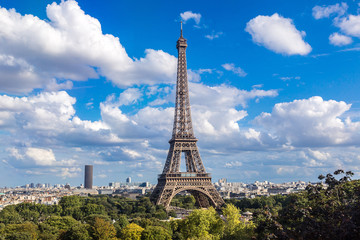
[0,205,22,224]
[256,170,360,240]
[59,196,84,220]
[141,226,171,240]
[44,216,79,232]
[59,223,91,240]
[91,217,117,240]
[114,215,129,238]
[82,203,106,217]
[3,222,38,240]
[222,204,240,236]
[85,214,112,226]
[38,223,59,240]
[120,223,144,240]
[179,207,224,240]
[222,204,256,240]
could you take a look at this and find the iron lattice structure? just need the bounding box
[151,26,225,209]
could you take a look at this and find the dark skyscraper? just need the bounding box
[84,165,93,189]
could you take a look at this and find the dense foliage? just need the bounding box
[228,170,360,240]
[0,170,358,239]
[0,194,255,239]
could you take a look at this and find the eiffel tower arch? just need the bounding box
[150,23,225,210]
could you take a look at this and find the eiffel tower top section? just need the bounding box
[172,22,195,141]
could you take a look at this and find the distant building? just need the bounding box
[139,182,150,187]
[126,177,131,184]
[109,182,121,188]
[98,189,113,195]
[218,178,227,184]
[84,165,93,189]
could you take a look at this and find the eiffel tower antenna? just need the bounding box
[180,21,183,37]
[151,24,225,210]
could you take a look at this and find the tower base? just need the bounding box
[151,173,225,210]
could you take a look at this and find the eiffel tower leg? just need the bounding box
[151,180,176,209]
[190,190,211,208]
[205,185,225,207]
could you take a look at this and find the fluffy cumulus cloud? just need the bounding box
[25,148,56,166]
[336,14,360,38]
[180,11,201,25]
[118,88,143,106]
[302,149,332,167]
[221,63,247,77]
[0,91,126,150]
[0,0,177,93]
[255,96,360,147]
[190,83,278,109]
[245,13,312,56]
[313,3,360,45]
[329,32,353,46]
[312,3,348,19]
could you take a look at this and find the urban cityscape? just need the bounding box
[0,168,313,211]
[0,0,359,239]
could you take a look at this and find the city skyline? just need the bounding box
[0,0,360,187]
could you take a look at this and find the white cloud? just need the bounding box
[244,128,261,141]
[187,83,277,139]
[134,107,174,133]
[225,161,243,168]
[196,69,213,74]
[8,148,24,160]
[337,14,360,38]
[312,3,348,19]
[245,13,312,56]
[0,91,124,149]
[279,76,301,81]
[0,0,177,93]
[6,146,81,169]
[189,83,278,109]
[205,31,223,40]
[329,32,353,46]
[118,88,143,106]
[193,107,247,136]
[25,148,56,166]
[307,149,331,161]
[180,11,201,25]
[58,167,81,178]
[255,96,360,147]
[301,149,338,167]
[45,79,73,92]
[277,166,297,175]
[122,148,141,159]
[222,63,247,77]
[252,84,263,89]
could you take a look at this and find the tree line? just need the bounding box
[0,170,359,239]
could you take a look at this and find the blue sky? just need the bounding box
[0,0,360,187]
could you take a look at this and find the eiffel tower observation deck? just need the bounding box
[150,23,225,209]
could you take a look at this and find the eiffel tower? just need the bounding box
[150,23,225,209]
